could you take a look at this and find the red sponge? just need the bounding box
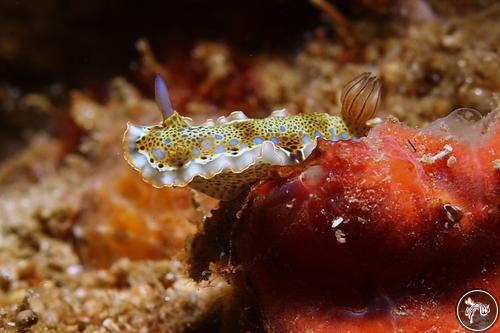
[234,112,500,332]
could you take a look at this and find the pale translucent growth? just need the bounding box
[422,108,499,145]
[300,165,325,187]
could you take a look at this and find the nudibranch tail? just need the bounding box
[155,74,173,120]
[123,73,382,200]
[340,72,381,131]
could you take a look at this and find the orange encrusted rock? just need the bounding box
[232,111,500,332]
[74,163,217,268]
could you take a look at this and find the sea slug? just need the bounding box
[123,73,381,199]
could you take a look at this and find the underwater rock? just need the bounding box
[231,109,500,332]
[74,164,210,268]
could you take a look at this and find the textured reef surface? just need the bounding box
[230,109,499,332]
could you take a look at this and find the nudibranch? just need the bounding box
[123,73,381,200]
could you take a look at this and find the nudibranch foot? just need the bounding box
[189,163,271,200]
[123,73,382,200]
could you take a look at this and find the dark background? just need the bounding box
[0,0,331,89]
[0,0,489,89]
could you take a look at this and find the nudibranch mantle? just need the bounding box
[123,73,381,200]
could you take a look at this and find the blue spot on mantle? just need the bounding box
[152,148,165,160]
